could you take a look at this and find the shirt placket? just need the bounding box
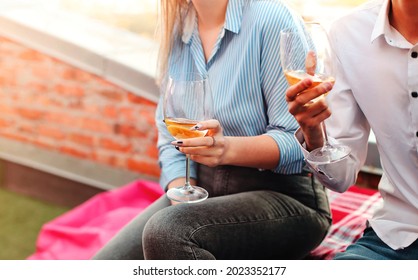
[408,45,418,153]
[189,27,226,73]
[206,28,226,69]
[189,31,208,75]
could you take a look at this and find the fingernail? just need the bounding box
[304,79,313,87]
[175,146,179,150]
[176,141,183,145]
[324,82,333,91]
[191,124,202,131]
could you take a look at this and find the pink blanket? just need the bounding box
[28,181,380,260]
[27,180,164,260]
[310,186,381,259]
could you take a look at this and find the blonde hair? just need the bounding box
[156,0,190,84]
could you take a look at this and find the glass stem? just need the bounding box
[184,155,192,189]
[320,122,333,151]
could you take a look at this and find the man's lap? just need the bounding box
[334,227,418,260]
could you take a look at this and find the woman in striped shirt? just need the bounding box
[93,0,331,260]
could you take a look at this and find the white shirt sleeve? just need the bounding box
[292,19,374,193]
[294,128,360,193]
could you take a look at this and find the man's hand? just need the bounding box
[285,78,333,151]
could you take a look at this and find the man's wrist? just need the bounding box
[301,128,324,151]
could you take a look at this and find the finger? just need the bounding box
[300,109,332,131]
[179,146,218,157]
[305,97,330,116]
[295,103,331,128]
[189,154,219,168]
[285,78,313,102]
[191,119,220,131]
[306,82,333,102]
[291,81,333,106]
[288,90,330,116]
[305,51,317,75]
[171,135,214,147]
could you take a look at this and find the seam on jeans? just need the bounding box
[310,172,320,211]
[223,167,230,195]
[310,174,332,224]
[190,246,199,260]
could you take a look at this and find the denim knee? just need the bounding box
[142,205,199,259]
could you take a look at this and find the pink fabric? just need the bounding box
[27,180,164,260]
[309,186,382,259]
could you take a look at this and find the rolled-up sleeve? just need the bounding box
[260,6,305,174]
[265,129,304,174]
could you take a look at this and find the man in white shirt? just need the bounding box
[285,0,418,259]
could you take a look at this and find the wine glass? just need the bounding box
[280,22,351,165]
[163,72,214,203]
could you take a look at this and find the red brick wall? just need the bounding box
[0,36,160,178]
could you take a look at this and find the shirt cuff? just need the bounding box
[266,130,304,174]
[294,128,353,193]
[295,128,309,155]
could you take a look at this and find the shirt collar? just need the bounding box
[224,0,244,35]
[370,0,412,48]
[182,0,244,44]
[370,0,391,43]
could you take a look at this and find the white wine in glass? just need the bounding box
[280,22,351,165]
[163,72,213,203]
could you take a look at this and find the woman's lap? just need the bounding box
[93,189,329,260]
[93,166,331,260]
[143,190,330,260]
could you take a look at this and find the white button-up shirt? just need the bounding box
[297,0,418,250]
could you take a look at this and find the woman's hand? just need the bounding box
[285,78,333,151]
[171,119,228,167]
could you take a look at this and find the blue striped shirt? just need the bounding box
[156,0,305,189]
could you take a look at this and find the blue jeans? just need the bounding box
[334,227,418,260]
[92,165,331,260]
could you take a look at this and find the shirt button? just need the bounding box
[412,51,418,58]
[412,91,418,98]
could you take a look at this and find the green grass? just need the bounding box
[0,188,70,260]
